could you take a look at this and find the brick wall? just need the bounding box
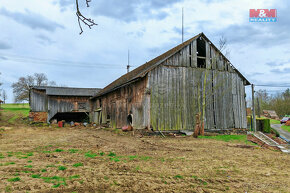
[29,112,48,123]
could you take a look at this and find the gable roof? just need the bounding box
[93,32,250,98]
[32,86,101,97]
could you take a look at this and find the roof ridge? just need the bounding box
[32,86,101,90]
[93,33,203,98]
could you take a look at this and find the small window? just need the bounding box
[197,37,206,57]
[78,102,86,110]
[197,58,206,68]
[197,37,206,68]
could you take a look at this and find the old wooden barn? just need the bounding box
[29,86,100,123]
[91,33,250,131]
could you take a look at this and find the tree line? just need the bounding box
[0,73,56,103]
[255,88,290,117]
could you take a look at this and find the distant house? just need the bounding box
[90,33,250,132]
[29,86,100,123]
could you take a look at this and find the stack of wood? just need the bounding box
[263,110,279,120]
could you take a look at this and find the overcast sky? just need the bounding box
[0,0,289,103]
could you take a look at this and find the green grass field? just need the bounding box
[0,103,30,125]
[281,125,290,132]
[1,103,30,116]
[269,119,280,124]
[198,135,254,145]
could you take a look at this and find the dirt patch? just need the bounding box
[0,127,289,192]
[265,133,288,144]
[247,134,281,151]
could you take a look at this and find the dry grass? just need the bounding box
[0,126,289,192]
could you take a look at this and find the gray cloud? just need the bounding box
[245,72,264,77]
[127,28,146,38]
[0,56,8,60]
[0,8,64,32]
[266,60,290,67]
[200,4,290,48]
[270,67,290,74]
[0,41,12,49]
[36,34,55,45]
[56,0,182,22]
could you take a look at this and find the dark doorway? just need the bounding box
[50,112,89,122]
[127,114,133,125]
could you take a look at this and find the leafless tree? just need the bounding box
[2,90,7,104]
[12,73,57,102]
[218,35,230,58]
[34,73,48,86]
[76,0,97,34]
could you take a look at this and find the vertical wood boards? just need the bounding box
[191,40,197,68]
[146,37,248,131]
[206,42,211,69]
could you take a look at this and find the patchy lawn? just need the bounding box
[1,103,30,116]
[281,125,290,133]
[0,127,289,192]
[0,103,30,126]
[270,119,280,124]
[198,135,254,144]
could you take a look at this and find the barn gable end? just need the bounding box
[92,32,249,131]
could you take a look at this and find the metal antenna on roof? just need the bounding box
[182,7,184,43]
[127,50,130,73]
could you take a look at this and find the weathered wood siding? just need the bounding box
[149,66,247,130]
[47,96,91,121]
[92,77,149,129]
[148,38,247,130]
[30,89,47,112]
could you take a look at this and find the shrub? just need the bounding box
[256,118,270,133]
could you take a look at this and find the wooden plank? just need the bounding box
[191,40,197,68]
[228,72,234,128]
[206,42,211,69]
[184,45,190,67]
[182,67,187,129]
[173,67,178,130]
[166,67,171,130]
[211,48,216,70]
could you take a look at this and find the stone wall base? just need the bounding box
[29,112,48,123]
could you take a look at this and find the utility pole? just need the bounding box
[251,84,256,132]
[126,50,130,73]
[182,7,184,43]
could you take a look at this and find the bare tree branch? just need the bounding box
[12,73,57,102]
[76,0,97,35]
[218,35,230,58]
